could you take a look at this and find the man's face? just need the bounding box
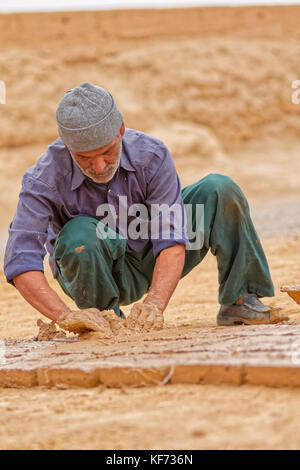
[70,133,122,184]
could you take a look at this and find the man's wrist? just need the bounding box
[143,294,164,313]
[54,308,72,322]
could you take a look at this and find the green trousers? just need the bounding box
[54,174,274,315]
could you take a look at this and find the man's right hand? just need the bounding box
[57,308,111,334]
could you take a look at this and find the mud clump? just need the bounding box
[101,310,130,336]
[79,309,134,342]
[57,309,113,336]
[36,308,164,344]
[281,285,300,305]
[34,319,67,341]
[269,307,289,323]
[56,308,135,340]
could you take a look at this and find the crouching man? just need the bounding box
[4,83,281,332]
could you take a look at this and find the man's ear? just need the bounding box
[120,122,125,136]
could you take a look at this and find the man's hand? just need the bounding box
[126,302,164,332]
[57,308,111,334]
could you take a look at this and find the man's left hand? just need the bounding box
[126,302,164,332]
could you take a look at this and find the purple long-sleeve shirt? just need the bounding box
[4,128,188,284]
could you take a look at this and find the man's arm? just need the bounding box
[143,244,186,313]
[126,244,186,331]
[14,245,185,327]
[7,172,110,329]
[13,271,110,333]
[126,141,188,331]
[5,171,72,322]
[13,271,71,322]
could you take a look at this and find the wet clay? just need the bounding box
[34,319,67,341]
[57,309,113,336]
[281,285,300,305]
[79,309,156,342]
[101,310,131,335]
[58,307,164,340]
[35,308,163,344]
[269,312,287,323]
[269,307,289,323]
[3,323,300,389]
[79,310,134,342]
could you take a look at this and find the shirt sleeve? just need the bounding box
[145,144,189,258]
[4,174,56,284]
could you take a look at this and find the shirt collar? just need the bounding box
[71,157,86,191]
[70,145,136,191]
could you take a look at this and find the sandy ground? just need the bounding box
[1,5,300,450]
[2,385,300,450]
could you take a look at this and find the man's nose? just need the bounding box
[92,157,106,174]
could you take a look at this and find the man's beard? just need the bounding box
[71,141,122,184]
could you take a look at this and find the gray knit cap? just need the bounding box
[56,82,123,152]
